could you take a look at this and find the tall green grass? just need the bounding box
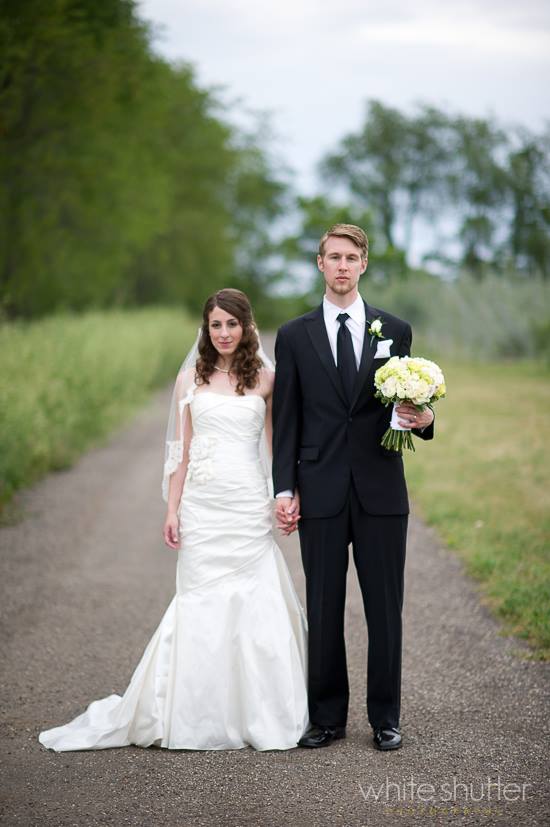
[363,272,550,360]
[405,359,550,658]
[0,308,196,510]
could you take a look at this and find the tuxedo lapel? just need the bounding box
[350,301,377,412]
[305,306,347,407]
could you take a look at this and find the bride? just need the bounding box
[39,288,308,752]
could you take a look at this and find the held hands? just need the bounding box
[275,493,301,535]
[396,402,434,430]
[163,512,180,550]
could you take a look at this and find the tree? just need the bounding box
[223,118,290,311]
[0,0,167,316]
[319,101,450,260]
[320,101,407,250]
[0,0,290,318]
[506,129,550,278]
[445,115,509,276]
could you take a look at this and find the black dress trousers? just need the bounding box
[298,481,408,730]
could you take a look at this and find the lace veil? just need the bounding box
[162,326,275,503]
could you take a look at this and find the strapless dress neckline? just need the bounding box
[193,390,266,405]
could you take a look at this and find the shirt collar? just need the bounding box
[323,293,366,326]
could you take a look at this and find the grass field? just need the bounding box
[0,308,196,511]
[405,359,550,659]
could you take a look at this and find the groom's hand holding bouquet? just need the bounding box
[375,356,446,452]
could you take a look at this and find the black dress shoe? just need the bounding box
[298,724,346,748]
[373,727,402,751]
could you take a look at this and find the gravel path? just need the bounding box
[1,341,549,826]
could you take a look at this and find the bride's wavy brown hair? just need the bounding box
[196,288,263,395]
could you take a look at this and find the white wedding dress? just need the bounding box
[39,391,309,752]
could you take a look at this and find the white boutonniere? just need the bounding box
[368,318,384,344]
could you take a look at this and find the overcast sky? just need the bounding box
[138,0,550,195]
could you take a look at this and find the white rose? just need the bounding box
[405,379,420,399]
[381,377,397,398]
[370,319,382,334]
[410,379,429,403]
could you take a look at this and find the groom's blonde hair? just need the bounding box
[319,224,369,259]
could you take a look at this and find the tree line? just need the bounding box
[0,0,285,319]
[1,1,549,323]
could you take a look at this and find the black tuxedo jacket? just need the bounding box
[272,300,434,518]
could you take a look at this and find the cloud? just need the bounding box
[356,5,550,59]
[141,0,550,59]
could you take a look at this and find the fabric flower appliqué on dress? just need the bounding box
[187,435,217,484]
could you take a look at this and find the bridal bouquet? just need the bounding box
[374,356,446,453]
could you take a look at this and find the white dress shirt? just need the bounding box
[322,293,366,369]
[276,294,366,499]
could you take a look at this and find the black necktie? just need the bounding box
[336,312,357,404]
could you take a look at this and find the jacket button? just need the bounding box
[348,416,353,422]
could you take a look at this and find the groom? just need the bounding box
[272,224,434,751]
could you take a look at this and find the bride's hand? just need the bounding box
[276,492,301,535]
[163,512,181,550]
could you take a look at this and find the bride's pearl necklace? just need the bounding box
[214,365,231,374]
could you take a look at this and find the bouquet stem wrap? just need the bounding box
[380,403,423,452]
